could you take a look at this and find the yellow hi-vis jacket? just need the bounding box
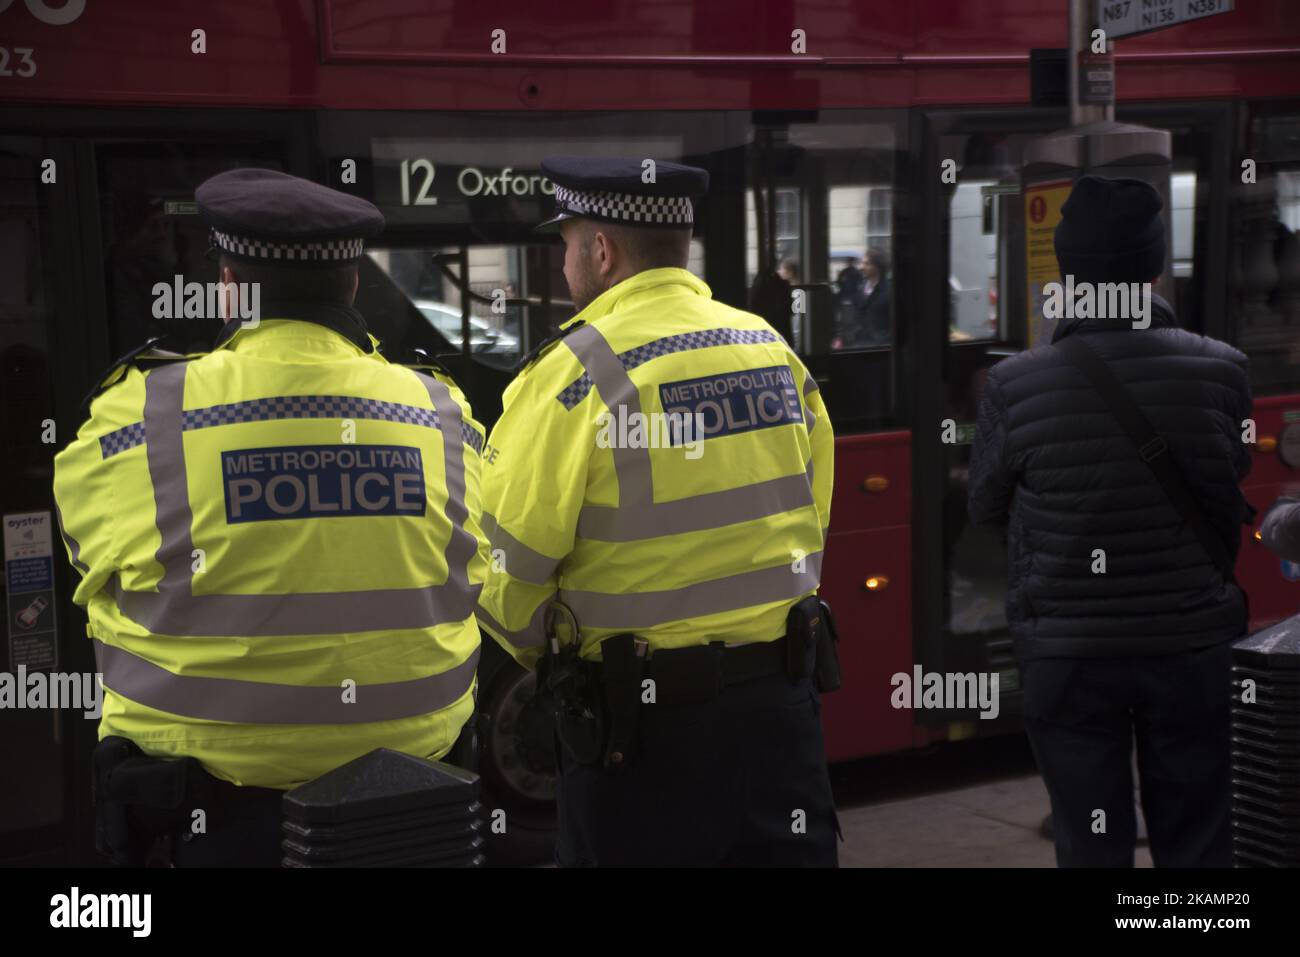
[53,315,488,790]
[476,267,833,670]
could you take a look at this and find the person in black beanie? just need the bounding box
[967,174,1254,867]
[1054,174,1166,285]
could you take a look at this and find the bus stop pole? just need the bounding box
[1069,0,1114,126]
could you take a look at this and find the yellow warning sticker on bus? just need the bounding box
[1024,179,1072,347]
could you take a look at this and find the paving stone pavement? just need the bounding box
[835,772,1155,868]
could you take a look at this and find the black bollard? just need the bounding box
[1230,615,1300,867]
[281,748,485,867]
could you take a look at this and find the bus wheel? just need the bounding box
[479,658,558,864]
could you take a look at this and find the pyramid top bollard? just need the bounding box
[283,748,480,825]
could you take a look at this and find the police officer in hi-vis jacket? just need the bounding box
[476,157,840,867]
[54,169,488,866]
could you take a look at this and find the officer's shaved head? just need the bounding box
[592,221,692,271]
[559,218,692,312]
[220,255,359,306]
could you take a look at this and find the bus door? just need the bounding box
[915,104,1233,739]
[744,111,915,762]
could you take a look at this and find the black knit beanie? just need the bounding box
[1053,175,1165,285]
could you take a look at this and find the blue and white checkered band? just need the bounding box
[97,394,495,459]
[555,327,782,409]
[553,185,693,226]
[210,228,365,263]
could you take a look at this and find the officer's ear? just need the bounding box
[347,265,359,305]
[219,264,239,322]
[591,228,617,280]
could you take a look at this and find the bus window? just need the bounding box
[318,109,903,430]
[360,244,579,373]
[367,239,704,368]
[1170,171,1197,280]
[1282,171,1300,228]
[826,185,893,350]
[319,110,737,376]
[1235,107,1300,395]
[745,186,805,348]
[745,187,802,286]
[365,246,526,370]
[744,115,904,432]
[948,179,1002,342]
[96,145,286,356]
[686,239,706,281]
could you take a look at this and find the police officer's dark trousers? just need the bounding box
[1021,641,1233,867]
[555,672,838,867]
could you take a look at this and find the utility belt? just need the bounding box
[540,595,842,772]
[92,736,282,866]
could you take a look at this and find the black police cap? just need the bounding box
[537,156,709,232]
[196,168,385,267]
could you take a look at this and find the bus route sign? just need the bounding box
[1097,0,1234,40]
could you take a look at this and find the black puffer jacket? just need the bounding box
[968,295,1253,660]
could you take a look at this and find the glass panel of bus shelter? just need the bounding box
[745,116,903,433]
[0,146,63,851]
[940,127,1208,675]
[97,143,286,357]
[1234,107,1300,396]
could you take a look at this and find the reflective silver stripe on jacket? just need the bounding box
[95,639,478,724]
[481,512,561,586]
[560,551,824,631]
[55,502,89,574]
[563,323,817,542]
[576,472,814,542]
[564,325,655,507]
[475,601,550,650]
[112,363,480,637]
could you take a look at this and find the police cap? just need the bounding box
[196,168,384,267]
[537,156,709,233]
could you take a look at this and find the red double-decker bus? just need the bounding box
[2,0,1298,861]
